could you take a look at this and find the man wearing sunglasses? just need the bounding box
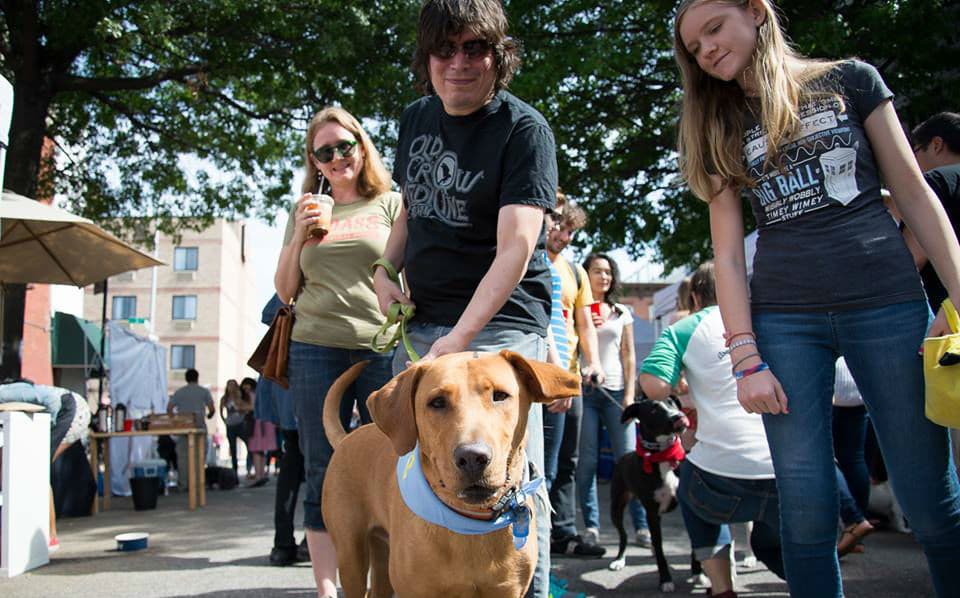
[373,1,558,596]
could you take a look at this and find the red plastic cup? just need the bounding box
[124,419,134,432]
[590,302,602,318]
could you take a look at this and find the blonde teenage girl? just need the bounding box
[674,1,960,596]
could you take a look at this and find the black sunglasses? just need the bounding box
[312,139,358,164]
[432,38,492,60]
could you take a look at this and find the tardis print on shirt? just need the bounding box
[744,78,875,226]
[743,60,925,313]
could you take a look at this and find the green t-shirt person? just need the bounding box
[283,191,401,349]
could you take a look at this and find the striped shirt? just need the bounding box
[548,259,570,367]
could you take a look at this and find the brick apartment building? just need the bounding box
[83,219,261,413]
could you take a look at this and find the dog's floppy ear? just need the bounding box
[367,364,424,456]
[500,350,581,403]
[621,401,643,424]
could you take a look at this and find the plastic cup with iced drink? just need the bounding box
[306,194,334,239]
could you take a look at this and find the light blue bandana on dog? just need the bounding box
[396,443,542,549]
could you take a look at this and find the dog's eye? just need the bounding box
[492,390,510,402]
[427,395,448,409]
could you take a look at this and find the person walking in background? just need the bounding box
[833,357,874,557]
[220,378,252,477]
[904,111,960,472]
[167,368,214,492]
[674,1,960,595]
[256,295,310,567]
[372,2,558,594]
[242,377,275,488]
[542,195,606,558]
[275,105,399,598]
[575,252,650,550]
[639,262,784,597]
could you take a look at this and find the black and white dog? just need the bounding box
[608,395,689,592]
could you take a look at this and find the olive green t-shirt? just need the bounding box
[283,191,401,349]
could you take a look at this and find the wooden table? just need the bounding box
[88,428,206,512]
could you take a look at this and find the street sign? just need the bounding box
[126,317,148,324]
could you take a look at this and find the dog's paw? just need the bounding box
[660,581,675,592]
[608,557,626,571]
[741,555,758,568]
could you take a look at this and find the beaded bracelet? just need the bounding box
[734,362,769,380]
[728,338,758,352]
[724,331,756,347]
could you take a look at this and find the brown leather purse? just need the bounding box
[247,303,295,389]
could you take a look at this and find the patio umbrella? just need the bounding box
[0,191,165,286]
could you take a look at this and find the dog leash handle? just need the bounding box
[371,302,421,363]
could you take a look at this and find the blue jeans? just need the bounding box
[833,405,869,514]
[289,341,393,530]
[392,321,550,598]
[754,300,960,598]
[677,461,784,579]
[576,385,646,531]
[544,394,580,539]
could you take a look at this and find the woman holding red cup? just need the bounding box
[576,253,650,546]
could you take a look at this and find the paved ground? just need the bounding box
[1,475,934,597]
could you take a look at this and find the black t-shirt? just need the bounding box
[744,60,924,312]
[393,91,558,334]
[919,164,960,310]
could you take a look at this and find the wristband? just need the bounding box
[734,362,769,380]
[731,352,761,371]
[371,257,399,282]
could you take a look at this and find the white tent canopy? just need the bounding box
[107,322,167,496]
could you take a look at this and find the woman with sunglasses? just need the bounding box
[674,1,960,596]
[274,106,400,598]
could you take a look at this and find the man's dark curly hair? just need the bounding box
[412,0,521,96]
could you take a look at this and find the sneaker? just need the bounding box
[297,538,310,562]
[48,537,60,553]
[573,538,606,558]
[635,528,652,548]
[269,546,298,566]
[583,527,600,546]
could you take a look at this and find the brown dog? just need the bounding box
[321,350,580,598]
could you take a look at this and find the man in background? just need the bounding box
[167,368,214,491]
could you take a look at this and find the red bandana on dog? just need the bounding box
[636,438,686,474]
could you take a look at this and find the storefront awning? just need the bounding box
[51,311,108,369]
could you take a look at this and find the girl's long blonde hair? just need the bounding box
[301,107,392,199]
[674,0,839,201]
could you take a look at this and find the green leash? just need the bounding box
[371,258,420,363]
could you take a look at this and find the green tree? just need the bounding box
[0,0,421,377]
[2,0,418,233]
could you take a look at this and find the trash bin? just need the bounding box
[130,458,165,511]
[132,458,167,495]
[129,477,159,510]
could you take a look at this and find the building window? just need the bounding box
[112,296,137,320]
[174,247,199,271]
[171,345,195,369]
[172,295,197,320]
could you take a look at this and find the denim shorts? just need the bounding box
[288,341,394,530]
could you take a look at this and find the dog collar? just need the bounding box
[636,436,686,474]
[396,444,542,549]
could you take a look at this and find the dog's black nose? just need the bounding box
[454,443,492,478]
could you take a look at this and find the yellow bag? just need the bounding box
[924,298,960,428]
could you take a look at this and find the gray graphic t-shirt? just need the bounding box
[393,91,557,333]
[745,60,924,312]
